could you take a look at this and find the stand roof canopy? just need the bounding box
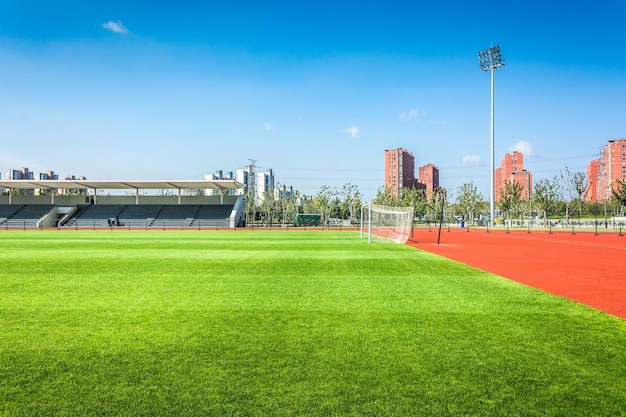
[0,179,244,192]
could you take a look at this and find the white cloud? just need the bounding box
[264,123,273,131]
[511,140,534,156]
[343,126,359,138]
[399,108,419,121]
[102,20,129,35]
[462,155,481,165]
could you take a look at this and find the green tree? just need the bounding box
[284,189,299,224]
[498,180,523,223]
[341,183,361,223]
[572,171,587,220]
[274,184,286,225]
[611,179,626,216]
[373,186,399,206]
[430,188,448,225]
[559,166,584,223]
[533,177,560,223]
[455,182,484,225]
[394,186,425,226]
[244,187,257,226]
[301,195,315,215]
[330,197,343,219]
[400,186,427,209]
[313,185,334,227]
[259,189,277,226]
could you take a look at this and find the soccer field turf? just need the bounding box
[1,230,624,416]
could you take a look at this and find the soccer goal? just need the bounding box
[360,203,414,243]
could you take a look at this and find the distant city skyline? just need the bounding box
[1,1,625,201]
[4,135,624,203]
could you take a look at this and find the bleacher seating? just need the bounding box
[0,205,54,228]
[60,204,234,229]
[191,205,233,228]
[118,205,162,228]
[148,205,198,228]
[0,205,23,220]
[63,205,125,228]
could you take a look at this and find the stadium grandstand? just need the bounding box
[0,179,245,229]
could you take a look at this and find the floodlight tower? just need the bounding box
[478,45,505,227]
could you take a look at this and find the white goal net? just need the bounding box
[360,203,414,243]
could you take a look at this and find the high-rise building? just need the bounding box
[494,151,532,202]
[418,163,440,200]
[7,167,34,180]
[204,170,235,196]
[35,171,59,196]
[227,166,275,203]
[585,160,600,202]
[235,168,250,196]
[7,167,35,196]
[274,184,293,201]
[384,148,439,199]
[384,148,417,198]
[586,138,626,201]
[256,169,274,202]
[39,170,58,180]
[60,175,88,195]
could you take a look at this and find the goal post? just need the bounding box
[360,203,414,244]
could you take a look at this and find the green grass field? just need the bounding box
[1,230,624,416]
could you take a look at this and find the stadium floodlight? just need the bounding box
[478,45,505,227]
[361,203,414,244]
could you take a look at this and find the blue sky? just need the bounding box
[1,1,625,201]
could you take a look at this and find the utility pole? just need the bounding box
[245,159,257,227]
[248,159,257,202]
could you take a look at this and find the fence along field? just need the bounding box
[1,230,624,416]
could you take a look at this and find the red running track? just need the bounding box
[408,227,626,319]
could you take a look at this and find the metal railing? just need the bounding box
[58,218,231,230]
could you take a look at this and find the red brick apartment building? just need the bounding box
[417,163,440,200]
[586,138,626,201]
[494,151,532,202]
[586,159,600,202]
[385,148,416,198]
[384,148,438,199]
